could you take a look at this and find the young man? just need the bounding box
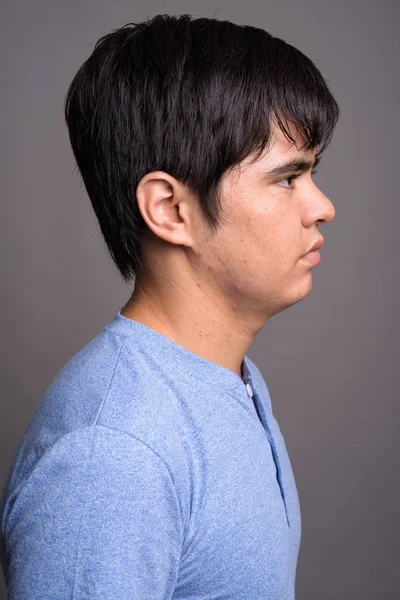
[0,14,339,599]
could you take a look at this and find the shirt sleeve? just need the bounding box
[2,425,184,599]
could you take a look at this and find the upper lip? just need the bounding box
[305,237,324,254]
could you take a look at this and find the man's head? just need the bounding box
[64,14,339,320]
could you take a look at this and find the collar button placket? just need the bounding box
[247,380,291,528]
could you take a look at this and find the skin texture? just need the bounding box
[121,121,336,377]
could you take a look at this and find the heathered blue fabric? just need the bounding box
[0,308,302,599]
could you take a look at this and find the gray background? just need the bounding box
[1,1,399,598]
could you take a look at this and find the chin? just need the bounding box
[277,275,314,313]
[293,273,314,302]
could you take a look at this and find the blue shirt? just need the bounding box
[0,308,302,599]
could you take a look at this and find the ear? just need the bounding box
[135,171,195,247]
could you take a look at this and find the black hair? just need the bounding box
[64,14,340,283]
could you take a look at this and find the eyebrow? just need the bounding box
[267,154,321,177]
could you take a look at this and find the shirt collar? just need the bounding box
[104,307,253,394]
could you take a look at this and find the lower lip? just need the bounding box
[300,250,321,266]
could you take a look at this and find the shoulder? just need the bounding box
[1,424,185,536]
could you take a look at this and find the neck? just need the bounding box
[121,273,264,378]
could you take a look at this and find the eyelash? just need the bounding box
[278,168,319,189]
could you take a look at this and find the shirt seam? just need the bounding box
[91,331,187,537]
[93,423,186,539]
[93,334,127,425]
[69,424,185,598]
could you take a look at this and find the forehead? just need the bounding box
[271,121,309,151]
[229,122,316,184]
[257,121,316,165]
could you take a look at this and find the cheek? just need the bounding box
[243,209,298,264]
[201,198,300,280]
[199,225,253,284]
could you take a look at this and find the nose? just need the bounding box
[321,190,335,224]
[309,184,336,225]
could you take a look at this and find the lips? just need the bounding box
[305,237,324,255]
[300,250,321,266]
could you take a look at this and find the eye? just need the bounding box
[277,174,299,189]
[277,168,319,189]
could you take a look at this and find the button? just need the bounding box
[245,383,253,397]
